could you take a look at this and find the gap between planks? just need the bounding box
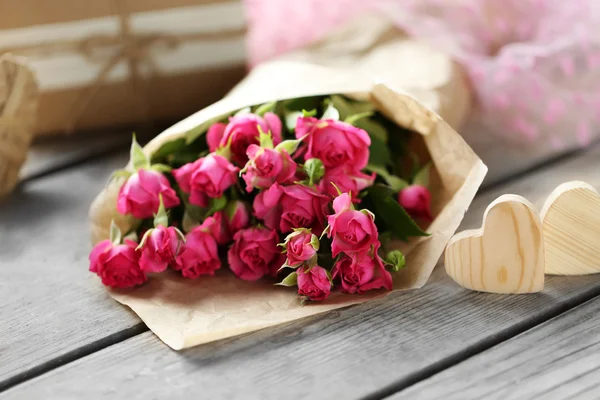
[0,324,147,393]
[367,284,600,400]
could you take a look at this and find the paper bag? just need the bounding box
[89,60,487,349]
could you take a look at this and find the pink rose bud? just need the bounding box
[253,183,330,235]
[242,144,297,192]
[89,239,146,288]
[398,185,433,221]
[219,113,283,166]
[318,167,375,200]
[174,228,221,279]
[117,169,180,219]
[198,211,231,245]
[225,200,250,233]
[173,154,239,207]
[297,265,332,301]
[227,227,284,281]
[283,229,319,267]
[139,226,183,273]
[332,252,392,294]
[207,122,226,152]
[327,199,379,257]
[295,117,370,171]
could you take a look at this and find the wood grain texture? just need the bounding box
[445,195,545,294]
[0,152,141,386]
[391,296,600,400]
[4,144,600,400]
[541,181,600,275]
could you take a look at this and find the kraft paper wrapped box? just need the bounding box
[0,0,247,136]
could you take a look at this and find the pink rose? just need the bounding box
[398,185,433,221]
[139,226,183,273]
[319,167,375,200]
[332,252,392,294]
[227,227,284,281]
[297,265,331,301]
[219,113,283,166]
[295,117,370,170]
[327,202,379,257]
[242,145,297,192]
[253,183,330,234]
[174,228,221,279]
[117,169,180,219]
[225,200,250,232]
[284,230,318,267]
[89,239,146,288]
[207,122,226,152]
[198,211,231,245]
[173,154,239,207]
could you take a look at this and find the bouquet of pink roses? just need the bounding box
[91,94,436,302]
[88,61,486,349]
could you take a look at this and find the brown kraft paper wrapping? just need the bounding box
[89,60,487,350]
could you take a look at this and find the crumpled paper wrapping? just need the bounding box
[88,53,486,350]
[0,54,39,196]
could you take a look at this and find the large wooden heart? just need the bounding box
[541,181,600,275]
[445,195,545,293]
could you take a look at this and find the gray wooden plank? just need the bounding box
[391,297,600,400]
[3,144,600,399]
[21,133,129,180]
[0,151,143,388]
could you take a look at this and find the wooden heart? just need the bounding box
[445,195,545,294]
[541,181,600,275]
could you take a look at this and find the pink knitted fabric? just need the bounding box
[245,0,600,149]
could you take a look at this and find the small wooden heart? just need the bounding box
[445,195,545,294]
[541,181,600,275]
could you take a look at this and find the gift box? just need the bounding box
[0,0,247,136]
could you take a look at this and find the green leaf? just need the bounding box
[254,101,276,116]
[153,195,169,228]
[413,162,431,187]
[384,250,406,272]
[182,211,200,233]
[206,195,228,216]
[344,111,374,125]
[257,126,274,149]
[303,158,325,185]
[368,137,392,167]
[365,164,409,192]
[302,109,317,117]
[150,138,186,162]
[234,107,252,117]
[356,118,388,143]
[321,102,340,120]
[276,272,298,287]
[285,111,303,131]
[109,220,122,246]
[282,96,322,113]
[130,134,150,171]
[151,163,172,173]
[275,137,304,155]
[309,233,320,251]
[329,95,375,120]
[109,169,132,182]
[366,184,429,241]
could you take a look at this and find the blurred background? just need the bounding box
[1,0,599,194]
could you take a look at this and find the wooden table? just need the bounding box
[2,135,600,400]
